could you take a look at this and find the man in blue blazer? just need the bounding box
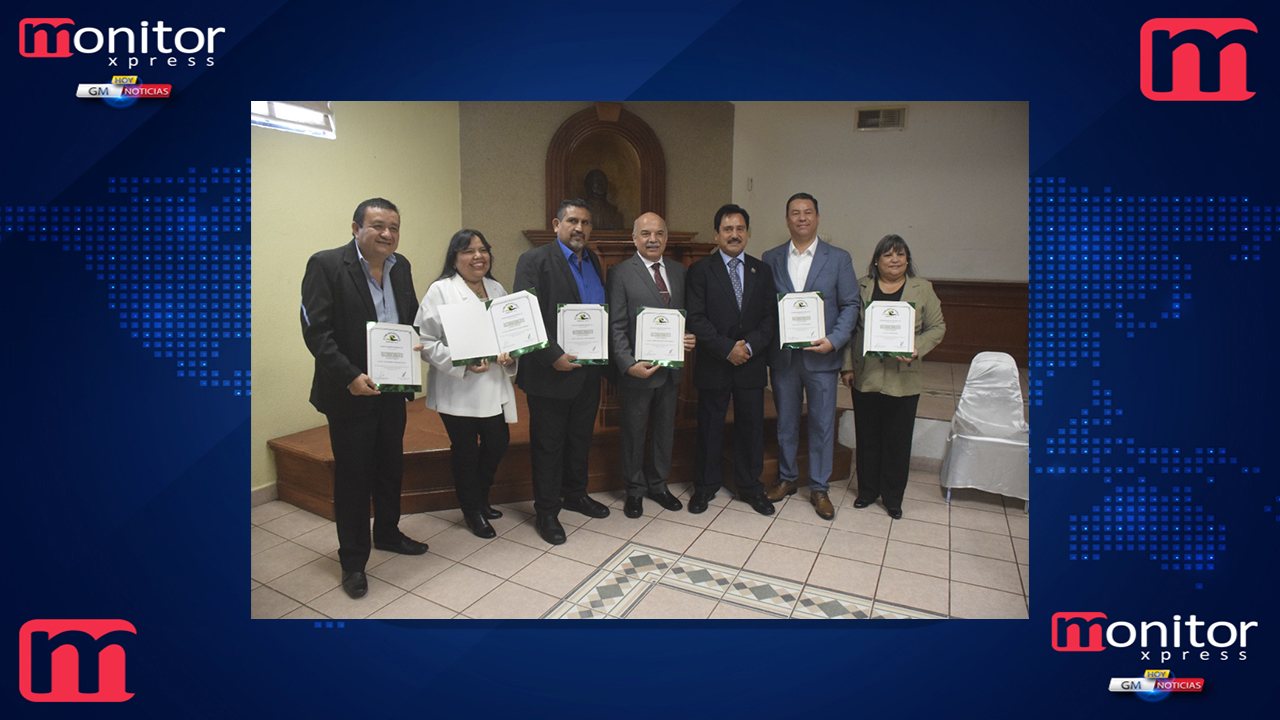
[300,198,430,599]
[686,204,777,516]
[761,193,861,520]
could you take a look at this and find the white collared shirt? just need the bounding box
[636,252,671,295]
[788,239,816,292]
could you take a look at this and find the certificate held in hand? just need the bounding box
[436,289,549,366]
[635,307,685,367]
[366,322,422,392]
[778,291,825,349]
[862,300,916,357]
[557,303,609,365]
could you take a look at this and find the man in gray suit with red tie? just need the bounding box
[685,204,777,516]
[607,212,697,519]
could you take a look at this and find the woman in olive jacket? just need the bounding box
[841,234,945,519]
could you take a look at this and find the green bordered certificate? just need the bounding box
[862,300,916,358]
[488,289,549,359]
[365,321,422,392]
[635,307,685,367]
[778,291,825,349]
[557,303,609,365]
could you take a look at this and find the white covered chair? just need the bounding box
[940,352,1029,505]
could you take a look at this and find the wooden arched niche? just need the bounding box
[544,103,666,230]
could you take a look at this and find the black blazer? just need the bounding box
[301,240,419,417]
[685,251,775,390]
[513,239,607,399]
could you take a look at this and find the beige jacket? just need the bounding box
[843,276,945,397]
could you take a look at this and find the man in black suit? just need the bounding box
[607,212,696,519]
[685,204,777,516]
[301,198,429,600]
[514,199,612,545]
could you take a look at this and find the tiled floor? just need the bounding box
[252,361,1030,620]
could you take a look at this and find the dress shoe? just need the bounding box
[562,495,610,519]
[624,495,644,519]
[374,535,429,555]
[741,493,776,516]
[886,506,903,520]
[479,503,503,520]
[853,497,873,509]
[766,479,799,502]
[688,492,714,514]
[341,571,368,599]
[463,510,497,539]
[811,490,835,520]
[646,491,683,512]
[536,514,567,545]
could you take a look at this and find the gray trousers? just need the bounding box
[618,376,680,497]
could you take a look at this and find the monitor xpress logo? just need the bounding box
[19,18,224,67]
[18,620,137,702]
[1140,18,1257,100]
[1052,612,1257,661]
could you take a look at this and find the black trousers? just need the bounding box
[525,379,601,516]
[694,386,765,498]
[439,412,509,512]
[326,394,407,573]
[851,390,920,511]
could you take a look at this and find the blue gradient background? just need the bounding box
[4,0,1276,716]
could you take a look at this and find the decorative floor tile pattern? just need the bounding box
[254,363,1029,620]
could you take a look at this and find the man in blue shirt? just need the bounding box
[300,198,430,599]
[514,199,612,544]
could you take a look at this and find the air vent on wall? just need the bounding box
[856,106,906,131]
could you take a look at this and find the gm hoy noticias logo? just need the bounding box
[18,620,137,702]
[1140,18,1257,100]
[1052,612,1258,661]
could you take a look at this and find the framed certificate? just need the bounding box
[778,291,825,349]
[488,289,549,358]
[557,303,609,365]
[365,322,422,392]
[635,307,685,367]
[862,300,916,357]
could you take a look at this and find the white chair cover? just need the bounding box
[940,352,1029,501]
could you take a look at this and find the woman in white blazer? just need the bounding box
[414,229,518,539]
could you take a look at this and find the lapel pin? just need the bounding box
[750,267,756,273]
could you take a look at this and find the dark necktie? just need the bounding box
[728,257,743,310]
[651,262,670,306]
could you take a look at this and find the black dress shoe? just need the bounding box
[373,535,429,555]
[853,497,873,509]
[624,496,644,519]
[562,495,610,518]
[479,504,503,520]
[536,514,567,545]
[341,571,368,599]
[646,491,683,512]
[886,507,903,520]
[741,493,776,516]
[463,510,497,539]
[688,492,714,514]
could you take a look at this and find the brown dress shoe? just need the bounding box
[811,490,835,520]
[766,479,799,502]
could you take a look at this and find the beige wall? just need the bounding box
[732,101,1028,281]
[251,101,461,492]
[459,101,735,287]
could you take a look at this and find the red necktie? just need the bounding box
[651,262,670,306]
